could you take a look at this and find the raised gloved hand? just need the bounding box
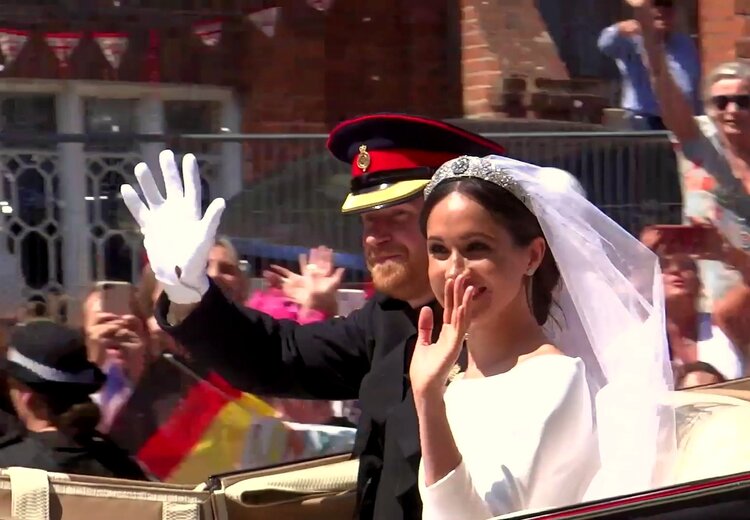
[121,150,226,304]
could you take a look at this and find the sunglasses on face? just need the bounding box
[710,95,750,111]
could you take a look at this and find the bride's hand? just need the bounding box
[121,150,226,304]
[409,273,474,399]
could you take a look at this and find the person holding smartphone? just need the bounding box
[631,0,750,313]
[641,223,748,380]
[82,282,151,432]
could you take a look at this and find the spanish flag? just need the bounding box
[107,355,318,484]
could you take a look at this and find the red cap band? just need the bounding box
[351,149,460,178]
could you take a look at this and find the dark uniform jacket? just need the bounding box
[156,281,457,520]
[0,427,149,481]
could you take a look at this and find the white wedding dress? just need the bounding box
[418,355,597,520]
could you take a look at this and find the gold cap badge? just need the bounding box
[356,144,371,172]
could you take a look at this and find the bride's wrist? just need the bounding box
[412,386,445,409]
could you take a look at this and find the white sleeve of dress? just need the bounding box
[419,358,594,520]
[419,459,495,520]
[522,361,594,509]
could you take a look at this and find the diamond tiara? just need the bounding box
[423,156,530,208]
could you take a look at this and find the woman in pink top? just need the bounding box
[247,246,347,424]
[246,286,331,325]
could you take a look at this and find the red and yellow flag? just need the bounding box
[109,357,317,484]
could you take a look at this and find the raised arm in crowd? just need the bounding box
[633,0,750,369]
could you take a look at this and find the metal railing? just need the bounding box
[218,130,682,258]
[0,130,683,303]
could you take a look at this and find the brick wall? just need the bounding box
[461,0,621,122]
[241,0,463,180]
[240,2,328,134]
[460,0,569,118]
[241,0,462,134]
[700,0,743,75]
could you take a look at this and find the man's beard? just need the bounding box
[367,252,429,302]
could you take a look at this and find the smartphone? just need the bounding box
[652,225,709,254]
[336,289,368,317]
[97,281,132,316]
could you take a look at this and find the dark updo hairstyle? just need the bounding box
[420,177,560,325]
[43,393,101,441]
[5,377,102,442]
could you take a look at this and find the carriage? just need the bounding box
[3,375,750,520]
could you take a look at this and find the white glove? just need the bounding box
[120,149,226,304]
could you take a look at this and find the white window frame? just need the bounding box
[0,79,242,321]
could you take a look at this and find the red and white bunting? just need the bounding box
[247,7,281,38]
[44,32,82,70]
[306,0,335,11]
[146,29,160,82]
[93,32,129,70]
[193,19,222,47]
[0,29,29,67]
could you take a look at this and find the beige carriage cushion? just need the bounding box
[492,390,750,520]
[691,386,750,402]
[671,390,750,483]
[214,454,352,489]
[223,459,359,505]
[0,467,211,520]
[211,457,358,520]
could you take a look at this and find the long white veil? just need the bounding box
[425,155,676,500]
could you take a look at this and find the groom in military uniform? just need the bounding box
[137,114,506,519]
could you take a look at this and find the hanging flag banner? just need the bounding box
[44,32,82,72]
[306,0,335,11]
[146,29,160,82]
[247,7,281,38]
[0,29,29,68]
[93,32,129,70]
[193,19,222,47]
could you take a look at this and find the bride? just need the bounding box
[410,155,676,519]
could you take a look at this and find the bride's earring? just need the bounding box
[525,268,535,304]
